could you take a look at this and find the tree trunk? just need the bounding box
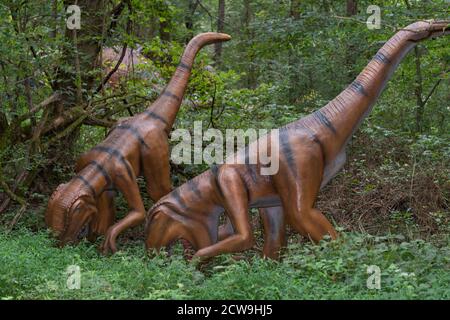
[345,0,358,82]
[214,0,225,66]
[49,0,106,160]
[290,0,300,19]
[403,0,425,133]
[346,0,357,16]
[160,18,171,42]
[56,0,105,108]
[288,0,301,104]
[184,0,199,43]
[242,0,256,89]
[413,46,425,133]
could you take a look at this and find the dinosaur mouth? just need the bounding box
[167,238,195,260]
[77,223,90,240]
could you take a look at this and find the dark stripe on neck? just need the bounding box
[143,110,170,127]
[163,90,181,102]
[89,160,112,186]
[187,38,200,49]
[350,81,369,97]
[313,110,337,134]
[91,146,134,180]
[178,61,191,71]
[74,176,97,198]
[114,124,149,149]
[373,52,391,64]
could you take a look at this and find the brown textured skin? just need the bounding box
[45,32,231,254]
[145,21,449,260]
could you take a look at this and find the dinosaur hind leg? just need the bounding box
[141,131,172,201]
[259,207,286,259]
[275,153,337,243]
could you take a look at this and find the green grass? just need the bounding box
[0,228,449,299]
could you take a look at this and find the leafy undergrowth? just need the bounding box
[317,129,450,238]
[0,228,449,300]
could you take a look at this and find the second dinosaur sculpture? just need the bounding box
[145,20,449,259]
[45,32,231,254]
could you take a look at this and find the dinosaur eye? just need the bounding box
[72,204,83,214]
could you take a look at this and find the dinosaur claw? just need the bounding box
[100,230,118,255]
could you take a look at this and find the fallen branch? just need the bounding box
[7,204,27,232]
[83,115,116,128]
[0,176,26,215]
[46,114,88,146]
[17,92,61,123]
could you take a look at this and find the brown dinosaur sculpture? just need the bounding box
[45,32,231,254]
[145,20,449,259]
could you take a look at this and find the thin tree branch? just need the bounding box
[422,78,442,107]
[94,43,128,94]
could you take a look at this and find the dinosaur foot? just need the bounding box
[180,239,195,261]
[100,229,118,255]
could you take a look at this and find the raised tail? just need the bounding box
[146,32,231,129]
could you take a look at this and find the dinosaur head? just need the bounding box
[404,20,449,42]
[145,201,213,254]
[45,181,97,245]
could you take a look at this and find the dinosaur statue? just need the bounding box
[145,20,449,259]
[45,32,231,254]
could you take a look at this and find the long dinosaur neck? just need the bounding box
[147,32,231,130]
[300,21,448,159]
[317,31,415,152]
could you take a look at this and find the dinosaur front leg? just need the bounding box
[217,208,286,260]
[219,207,286,259]
[194,169,254,258]
[259,207,286,260]
[101,171,146,254]
[88,190,116,242]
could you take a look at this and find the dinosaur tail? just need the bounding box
[303,20,449,159]
[146,32,231,128]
